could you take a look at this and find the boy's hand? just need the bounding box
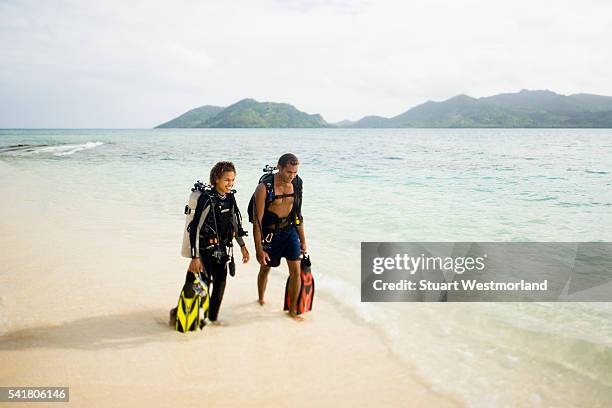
[241,246,250,263]
[188,258,203,274]
[256,250,270,266]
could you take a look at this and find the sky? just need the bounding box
[1,0,612,127]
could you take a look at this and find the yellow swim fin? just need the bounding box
[175,273,210,332]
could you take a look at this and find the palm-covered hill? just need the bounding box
[344,90,612,128]
[156,98,329,128]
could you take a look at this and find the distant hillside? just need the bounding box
[156,90,612,128]
[345,90,612,128]
[156,105,224,128]
[156,98,329,128]
[333,120,355,127]
[350,115,394,128]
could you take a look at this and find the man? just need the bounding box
[253,153,307,320]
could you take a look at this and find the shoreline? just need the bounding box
[0,162,461,407]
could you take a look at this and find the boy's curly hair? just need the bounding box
[209,161,236,185]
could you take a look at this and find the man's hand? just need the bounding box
[241,245,250,263]
[188,258,203,274]
[300,241,308,255]
[256,249,271,266]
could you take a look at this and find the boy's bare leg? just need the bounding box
[287,259,303,321]
[257,265,271,305]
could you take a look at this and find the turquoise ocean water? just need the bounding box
[1,128,611,407]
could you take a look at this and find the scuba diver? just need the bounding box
[250,153,307,321]
[172,161,250,329]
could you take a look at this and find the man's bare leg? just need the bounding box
[287,259,303,321]
[257,265,271,305]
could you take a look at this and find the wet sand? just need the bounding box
[0,162,461,407]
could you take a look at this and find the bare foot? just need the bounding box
[169,307,177,327]
[258,299,265,306]
[210,320,227,326]
[289,312,305,322]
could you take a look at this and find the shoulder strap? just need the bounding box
[273,193,294,199]
[260,173,275,206]
[230,193,242,225]
[293,175,303,195]
[292,175,303,221]
[200,190,213,210]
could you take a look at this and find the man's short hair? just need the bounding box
[278,153,299,168]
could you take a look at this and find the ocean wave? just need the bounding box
[520,195,558,202]
[316,271,612,407]
[0,144,46,154]
[0,142,104,157]
[315,274,376,322]
[42,142,104,156]
[556,201,612,208]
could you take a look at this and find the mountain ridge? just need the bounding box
[156,90,612,128]
[156,98,328,128]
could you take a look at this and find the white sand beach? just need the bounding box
[0,162,460,407]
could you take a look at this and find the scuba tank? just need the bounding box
[181,181,210,258]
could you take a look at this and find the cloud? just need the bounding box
[1,0,612,126]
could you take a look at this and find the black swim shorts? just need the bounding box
[264,227,301,267]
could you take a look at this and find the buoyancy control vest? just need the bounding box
[181,181,246,258]
[247,171,303,233]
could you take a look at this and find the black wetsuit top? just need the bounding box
[189,189,244,258]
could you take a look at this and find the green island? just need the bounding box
[156,90,612,128]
